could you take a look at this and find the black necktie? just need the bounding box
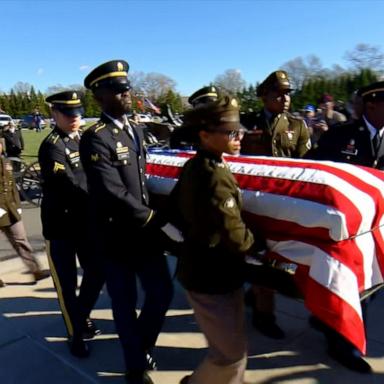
[73,135,80,143]
[124,124,138,149]
[373,131,381,155]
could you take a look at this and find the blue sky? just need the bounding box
[1,0,383,96]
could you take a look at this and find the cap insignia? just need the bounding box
[231,98,238,107]
[117,62,124,71]
[72,92,77,100]
[280,72,286,78]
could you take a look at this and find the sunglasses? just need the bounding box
[208,129,245,140]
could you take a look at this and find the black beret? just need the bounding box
[188,86,219,106]
[256,70,293,97]
[358,81,384,102]
[84,60,130,92]
[45,90,84,116]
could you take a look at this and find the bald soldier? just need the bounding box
[241,70,311,339]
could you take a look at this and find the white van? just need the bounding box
[0,114,13,128]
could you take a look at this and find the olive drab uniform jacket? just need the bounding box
[79,114,154,259]
[0,156,21,227]
[241,110,311,158]
[306,118,384,170]
[169,149,255,294]
[38,128,88,239]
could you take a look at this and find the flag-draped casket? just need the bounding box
[146,149,384,355]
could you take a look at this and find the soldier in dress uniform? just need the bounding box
[188,85,219,107]
[168,96,258,384]
[305,81,384,373]
[241,70,310,157]
[80,60,173,384]
[0,139,49,287]
[309,81,384,170]
[241,70,311,339]
[38,91,105,358]
[169,86,220,149]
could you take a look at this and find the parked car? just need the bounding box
[0,114,13,128]
[19,115,47,130]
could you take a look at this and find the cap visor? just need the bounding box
[60,106,84,117]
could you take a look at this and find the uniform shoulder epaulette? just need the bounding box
[49,132,60,144]
[207,157,226,170]
[91,121,106,133]
[287,112,303,121]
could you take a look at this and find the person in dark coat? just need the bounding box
[305,81,384,373]
[80,60,173,384]
[2,121,24,158]
[169,96,259,384]
[38,91,105,358]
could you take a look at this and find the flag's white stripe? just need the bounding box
[148,176,350,241]
[147,153,188,168]
[319,161,384,197]
[242,190,349,241]
[353,231,377,289]
[148,154,375,236]
[267,239,362,318]
[227,162,375,235]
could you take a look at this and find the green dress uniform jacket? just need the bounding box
[170,149,254,294]
[0,156,21,227]
[241,110,311,158]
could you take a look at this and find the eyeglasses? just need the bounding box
[208,129,245,140]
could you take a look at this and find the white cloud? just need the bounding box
[79,65,90,71]
[37,68,44,76]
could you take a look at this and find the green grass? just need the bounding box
[21,129,50,163]
[21,122,95,163]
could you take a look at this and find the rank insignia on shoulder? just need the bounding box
[53,161,65,173]
[51,134,59,144]
[95,123,106,133]
[224,197,236,209]
[91,153,100,162]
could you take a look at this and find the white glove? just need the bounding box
[161,223,184,242]
[17,208,22,215]
[245,255,264,266]
[0,208,7,218]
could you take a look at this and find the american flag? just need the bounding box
[146,149,384,355]
[144,97,161,114]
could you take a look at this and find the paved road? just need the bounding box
[0,206,383,383]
